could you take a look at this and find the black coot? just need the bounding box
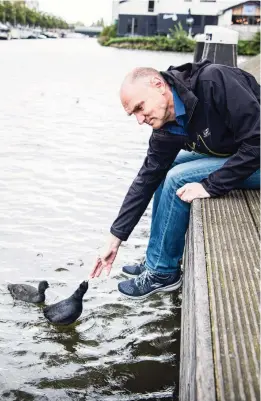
[8,281,49,303]
[43,281,88,325]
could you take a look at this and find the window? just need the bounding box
[204,15,218,25]
[148,1,155,12]
[127,17,138,34]
[191,15,202,26]
[232,15,260,25]
[200,0,216,2]
[243,4,257,15]
[127,18,132,33]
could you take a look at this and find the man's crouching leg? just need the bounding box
[118,163,192,299]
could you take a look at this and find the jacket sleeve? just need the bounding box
[200,73,260,196]
[110,131,186,241]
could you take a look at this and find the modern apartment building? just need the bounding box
[112,0,260,37]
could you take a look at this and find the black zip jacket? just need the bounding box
[111,60,260,241]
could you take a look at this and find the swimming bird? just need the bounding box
[43,281,88,325]
[8,281,49,303]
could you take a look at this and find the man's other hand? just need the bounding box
[176,183,210,203]
[89,235,122,278]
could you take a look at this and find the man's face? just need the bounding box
[121,78,170,130]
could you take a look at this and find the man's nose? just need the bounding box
[135,113,145,125]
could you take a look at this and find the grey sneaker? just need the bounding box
[122,261,146,276]
[118,269,182,299]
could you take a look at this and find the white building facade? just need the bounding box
[112,0,260,37]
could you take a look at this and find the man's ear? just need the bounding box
[151,76,165,94]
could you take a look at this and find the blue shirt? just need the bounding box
[163,88,188,136]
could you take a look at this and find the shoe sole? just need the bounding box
[118,276,183,300]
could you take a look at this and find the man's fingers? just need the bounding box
[180,188,194,203]
[176,184,188,197]
[89,256,113,279]
[105,263,112,276]
[177,183,210,203]
[89,258,103,278]
[181,195,192,203]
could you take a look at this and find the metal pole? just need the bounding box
[131,17,134,36]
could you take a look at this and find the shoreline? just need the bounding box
[98,32,260,57]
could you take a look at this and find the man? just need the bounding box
[90,60,260,299]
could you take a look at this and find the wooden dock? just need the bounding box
[179,190,260,401]
[179,53,260,401]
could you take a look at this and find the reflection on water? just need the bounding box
[0,38,187,400]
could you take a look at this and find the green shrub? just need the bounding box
[169,22,196,52]
[101,33,195,52]
[98,23,117,46]
[99,23,260,56]
[101,23,117,38]
[101,22,196,52]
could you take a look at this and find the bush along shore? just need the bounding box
[99,23,260,56]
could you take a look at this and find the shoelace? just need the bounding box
[138,259,146,270]
[134,270,152,288]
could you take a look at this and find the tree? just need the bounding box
[74,21,85,26]
[0,0,69,28]
[91,18,105,27]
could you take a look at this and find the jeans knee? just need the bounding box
[165,166,187,189]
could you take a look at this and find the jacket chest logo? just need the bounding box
[202,128,211,138]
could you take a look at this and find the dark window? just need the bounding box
[127,17,138,34]
[204,15,217,25]
[232,15,260,25]
[127,18,132,33]
[148,1,155,12]
[192,15,202,26]
[200,0,216,2]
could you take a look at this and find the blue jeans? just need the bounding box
[146,150,260,274]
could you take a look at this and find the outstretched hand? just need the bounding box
[89,235,122,278]
[176,182,210,203]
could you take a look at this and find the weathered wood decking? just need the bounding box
[179,190,260,401]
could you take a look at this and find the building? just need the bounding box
[112,0,260,37]
[218,1,260,39]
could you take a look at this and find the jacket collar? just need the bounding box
[160,59,211,125]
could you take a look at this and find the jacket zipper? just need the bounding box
[197,134,231,157]
[187,141,208,155]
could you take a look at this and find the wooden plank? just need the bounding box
[244,190,260,235]
[202,190,260,401]
[179,200,216,401]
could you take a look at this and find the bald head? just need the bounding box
[120,67,163,99]
[120,67,174,129]
[123,67,162,85]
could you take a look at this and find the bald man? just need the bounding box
[90,60,260,299]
